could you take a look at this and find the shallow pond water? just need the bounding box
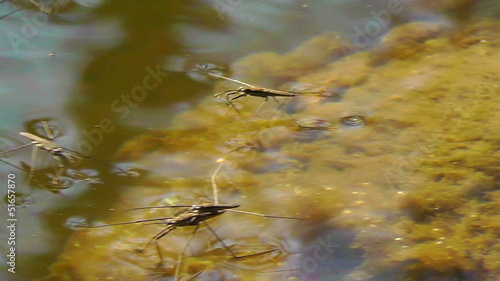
[0,1,499,281]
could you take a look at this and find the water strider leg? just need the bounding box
[0,158,25,171]
[226,209,303,220]
[51,155,65,184]
[0,143,34,156]
[26,146,38,185]
[136,226,176,266]
[224,92,246,117]
[269,96,286,120]
[42,121,54,140]
[210,160,302,220]
[248,97,269,122]
[0,143,33,179]
[0,7,23,21]
[202,221,238,259]
[211,160,225,204]
[268,96,303,128]
[62,147,133,176]
[174,225,200,281]
[204,222,280,259]
[227,92,247,101]
[206,72,255,88]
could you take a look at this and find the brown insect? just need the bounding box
[0,121,133,186]
[82,160,302,280]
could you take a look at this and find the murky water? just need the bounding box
[0,1,499,281]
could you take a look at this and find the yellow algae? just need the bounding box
[371,22,449,64]
[280,32,354,76]
[232,32,354,83]
[451,20,500,47]
[48,18,499,281]
[414,242,465,272]
[299,52,373,88]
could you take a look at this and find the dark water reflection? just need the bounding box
[0,0,497,280]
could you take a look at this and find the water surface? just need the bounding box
[0,1,498,280]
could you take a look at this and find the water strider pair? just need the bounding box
[82,160,302,280]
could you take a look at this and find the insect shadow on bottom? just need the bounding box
[82,159,303,280]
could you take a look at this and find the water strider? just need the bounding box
[0,122,82,185]
[192,64,334,117]
[0,121,135,186]
[81,159,302,280]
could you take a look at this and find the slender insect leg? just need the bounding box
[269,96,300,126]
[0,143,34,157]
[248,97,269,122]
[137,226,175,266]
[226,209,303,220]
[207,72,255,88]
[0,7,23,21]
[51,155,65,184]
[224,92,246,117]
[227,93,247,101]
[61,147,132,176]
[42,121,54,140]
[174,224,199,281]
[26,146,38,185]
[183,270,203,281]
[269,96,285,120]
[229,103,243,117]
[60,152,81,167]
[0,158,25,171]
[154,240,164,267]
[211,160,225,204]
[202,221,238,259]
[236,248,278,259]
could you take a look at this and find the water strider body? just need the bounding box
[0,130,82,185]
[193,64,332,117]
[20,131,82,165]
[223,86,299,100]
[89,203,241,262]
[213,79,330,116]
[1,122,134,186]
[82,160,301,280]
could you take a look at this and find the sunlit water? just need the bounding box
[0,1,499,281]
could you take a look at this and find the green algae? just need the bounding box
[46,18,499,281]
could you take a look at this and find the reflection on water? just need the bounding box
[0,0,498,280]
